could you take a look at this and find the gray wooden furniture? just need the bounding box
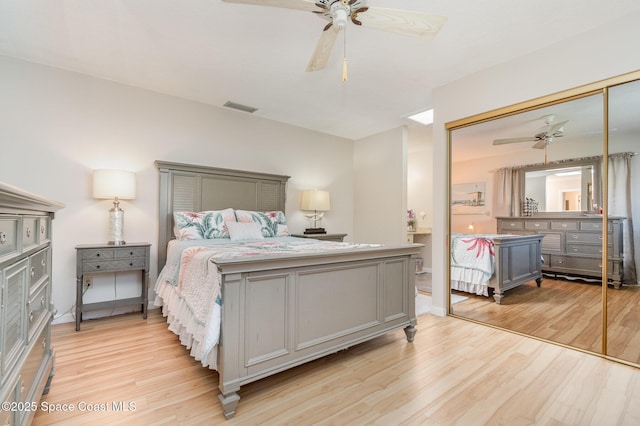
[488,235,544,304]
[290,233,347,242]
[451,234,544,304]
[75,243,150,331]
[497,216,624,287]
[155,161,420,419]
[0,182,63,426]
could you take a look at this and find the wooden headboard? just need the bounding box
[155,161,290,268]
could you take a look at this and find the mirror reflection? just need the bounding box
[523,164,597,213]
[606,79,640,364]
[449,78,640,365]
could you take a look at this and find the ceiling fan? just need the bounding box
[493,115,569,149]
[221,0,447,79]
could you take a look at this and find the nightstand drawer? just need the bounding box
[83,257,147,273]
[81,248,116,260]
[115,247,147,259]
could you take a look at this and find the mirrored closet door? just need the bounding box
[447,71,640,366]
[606,79,640,364]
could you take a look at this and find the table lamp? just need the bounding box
[301,189,330,234]
[93,169,136,245]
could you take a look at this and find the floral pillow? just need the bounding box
[234,210,289,237]
[173,208,236,240]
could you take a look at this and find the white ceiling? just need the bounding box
[1,0,640,140]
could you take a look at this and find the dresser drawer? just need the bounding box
[81,248,115,260]
[22,217,39,251]
[566,232,605,244]
[29,247,49,288]
[524,220,549,231]
[551,221,578,230]
[27,280,49,341]
[549,255,605,274]
[19,324,49,403]
[566,244,604,256]
[38,216,51,243]
[83,257,147,273]
[499,220,524,231]
[0,216,19,261]
[580,220,611,232]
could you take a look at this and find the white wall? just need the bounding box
[407,125,433,269]
[0,55,356,324]
[431,12,640,316]
[353,127,407,245]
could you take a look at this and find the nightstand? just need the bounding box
[291,233,347,242]
[75,243,151,331]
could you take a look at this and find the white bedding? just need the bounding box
[154,237,380,370]
[450,234,497,297]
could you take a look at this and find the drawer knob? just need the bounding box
[129,251,134,255]
[0,232,6,244]
[41,259,46,269]
[510,223,515,227]
[129,262,133,266]
[96,265,100,269]
[41,224,46,234]
[96,253,101,257]
[31,267,35,277]
[558,260,564,264]
[26,227,32,238]
[534,223,540,227]
[573,248,578,252]
[571,234,579,239]
[29,312,34,322]
[561,224,567,228]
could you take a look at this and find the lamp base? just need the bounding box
[108,240,127,245]
[304,228,327,235]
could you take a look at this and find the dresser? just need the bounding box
[497,216,624,287]
[0,182,63,426]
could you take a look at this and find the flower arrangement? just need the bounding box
[407,209,417,231]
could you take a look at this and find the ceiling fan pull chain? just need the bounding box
[342,26,348,82]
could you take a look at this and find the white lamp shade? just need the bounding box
[300,190,330,211]
[93,169,136,200]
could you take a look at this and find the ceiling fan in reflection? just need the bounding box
[492,115,569,163]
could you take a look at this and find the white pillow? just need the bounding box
[226,221,264,241]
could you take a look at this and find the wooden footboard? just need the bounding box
[213,245,420,419]
[488,235,544,304]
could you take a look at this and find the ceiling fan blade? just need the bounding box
[221,0,318,12]
[306,24,341,72]
[493,137,539,145]
[532,140,548,149]
[355,7,447,39]
[546,120,568,136]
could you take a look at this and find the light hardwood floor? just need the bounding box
[33,309,640,425]
[451,277,640,364]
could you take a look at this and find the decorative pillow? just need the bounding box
[234,210,289,237]
[226,221,264,241]
[173,208,236,240]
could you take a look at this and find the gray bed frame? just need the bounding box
[155,161,421,419]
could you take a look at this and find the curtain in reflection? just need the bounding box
[608,152,637,283]
[492,166,521,217]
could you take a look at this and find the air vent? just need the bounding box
[223,101,258,114]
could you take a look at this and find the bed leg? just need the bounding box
[492,293,504,305]
[404,325,417,342]
[536,277,542,287]
[219,392,240,420]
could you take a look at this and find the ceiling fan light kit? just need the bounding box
[222,0,446,80]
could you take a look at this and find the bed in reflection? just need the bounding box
[451,234,544,304]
